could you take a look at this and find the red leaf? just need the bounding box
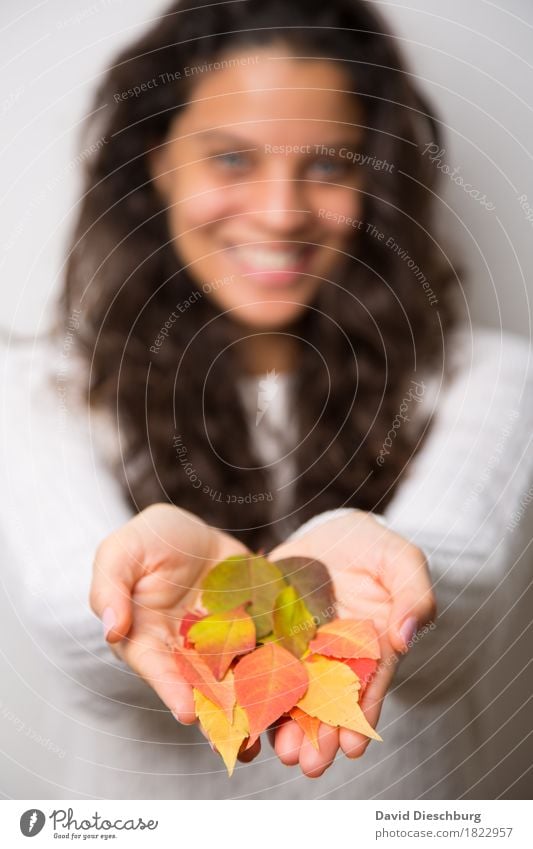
[179,611,205,648]
[342,657,378,696]
[173,646,235,720]
[233,643,309,745]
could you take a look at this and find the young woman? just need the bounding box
[1,0,531,799]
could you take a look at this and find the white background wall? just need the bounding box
[1,0,533,339]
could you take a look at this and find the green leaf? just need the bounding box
[256,632,277,645]
[272,585,317,657]
[272,556,337,626]
[201,554,287,638]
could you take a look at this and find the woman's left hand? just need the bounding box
[266,510,436,778]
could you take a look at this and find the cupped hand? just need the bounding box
[89,502,249,722]
[265,510,436,777]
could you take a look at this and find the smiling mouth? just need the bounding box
[226,243,317,283]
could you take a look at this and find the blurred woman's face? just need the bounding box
[150,46,364,329]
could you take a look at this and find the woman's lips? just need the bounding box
[225,244,317,287]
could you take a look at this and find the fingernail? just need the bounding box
[171,710,184,724]
[399,616,417,652]
[102,607,116,640]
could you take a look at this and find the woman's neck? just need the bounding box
[236,333,299,376]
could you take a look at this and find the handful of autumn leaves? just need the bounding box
[173,553,382,775]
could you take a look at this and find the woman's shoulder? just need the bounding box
[425,325,532,420]
[385,326,533,553]
[0,332,62,399]
[1,335,53,436]
[0,332,133,565]
[452,325,530,376]
[395,324,531,492]
[0,331,122,473]
[1,333,77,441]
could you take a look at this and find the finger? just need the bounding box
[381,539,437,653]
[237,737,261,763]
[90,526,145,643]
[120,632,196,723]
[267,715,291,750]
[339,653,396,758]
[339,727,370,759]
[198,724,218,754]
[299,723,339,778]
[274,719,304,766]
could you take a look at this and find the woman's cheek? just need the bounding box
[172,173,237,231]
[315,187,361,232]
[179,198,228,235]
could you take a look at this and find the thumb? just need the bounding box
[89,527,145,643]
[383,542,437,654]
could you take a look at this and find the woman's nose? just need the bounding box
[251,174,310,234]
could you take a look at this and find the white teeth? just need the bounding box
[232,247,305,270]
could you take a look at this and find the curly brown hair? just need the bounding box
[55,0,461,550]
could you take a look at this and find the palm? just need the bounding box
[92,503,249,720]
[92,505,433,771]
[271,511,407,666]
[118,560,204,678]
[128,557,205,639]
[325,540,400,673]
[267,510,433,775]
[333,559,396,657]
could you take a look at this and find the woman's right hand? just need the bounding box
[89,502,250,722]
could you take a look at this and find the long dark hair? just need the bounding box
[56,0,461,549]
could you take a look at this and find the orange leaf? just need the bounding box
[297,655,382,741]
[309,618,381,660]
[289,706,321,750]
[343,657,378,695]
[187,605,256,680]
[234,643,309,745]
[173,646,235,721]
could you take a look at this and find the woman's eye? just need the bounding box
[211,151,250,171]
[308,158,349,179]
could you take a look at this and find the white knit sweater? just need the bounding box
[0,326,531,799]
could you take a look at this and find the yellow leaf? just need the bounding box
[296,655,382,742]
[193,688,249,776]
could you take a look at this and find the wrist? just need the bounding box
[209,526,250,565]
[287,508,387,542]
